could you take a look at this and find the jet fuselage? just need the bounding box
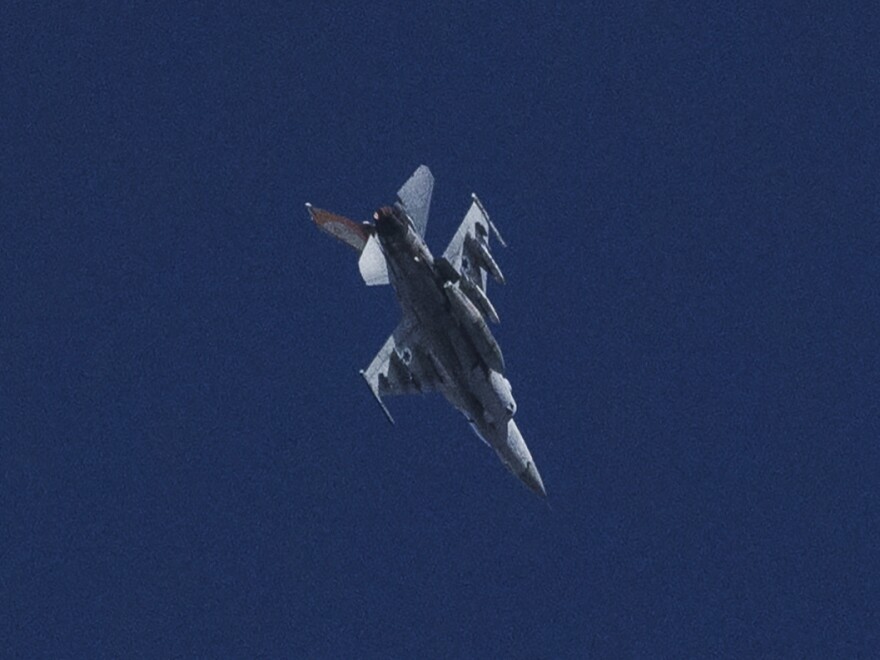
[373,206,543,494]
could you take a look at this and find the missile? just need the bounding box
[459,274,500,324]
[466,235,505,285]
[443,281,505,373]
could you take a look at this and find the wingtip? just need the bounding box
[360,369,395,425]
[470,193,508,247]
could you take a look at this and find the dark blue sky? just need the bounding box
[4,2,878,656]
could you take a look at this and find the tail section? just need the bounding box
[308,164,431,287]
[357,235,390,286]
[305,204,370,253]
[395,165,434,239]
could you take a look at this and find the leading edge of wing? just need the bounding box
[441,195,506,297]
[360,320,442,424]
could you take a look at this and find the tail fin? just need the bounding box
[306,203,370,253]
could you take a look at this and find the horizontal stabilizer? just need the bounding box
[358,234,390,286]
[396,165,434,239]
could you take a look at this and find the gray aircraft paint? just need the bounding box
[308,166,545,497]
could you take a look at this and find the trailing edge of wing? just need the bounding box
[442,195,506,295]
[471,193,506,247]
[396,165,434,239]
[361,369,395,424]
[360,321,442,424]
[306,203,370,253]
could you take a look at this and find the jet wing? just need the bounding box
[441,194,507,322]
[395,165,434,240]
[360,320,443,424]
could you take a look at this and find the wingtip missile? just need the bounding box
[471,193,507,248]
[360,369,395,425]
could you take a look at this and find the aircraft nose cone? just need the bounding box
[519,461,547,498]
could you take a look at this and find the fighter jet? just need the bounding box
[306,165,546,497]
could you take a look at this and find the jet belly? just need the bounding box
[380,229,467,391]
[376,212,545,497]
[383,237,442,327]
[383,237,511,414]
[312,169,546,498]
[380,233,483,414]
